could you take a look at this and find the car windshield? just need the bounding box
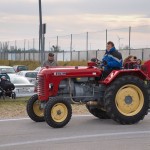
[18,66,28,71]
[0,68,15,74]
[25,72,37,78]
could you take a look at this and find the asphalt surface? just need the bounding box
[0,115,150,150]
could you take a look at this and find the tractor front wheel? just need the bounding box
[104,75,149,124]
[44,98,72,128]
[27,94,45,122]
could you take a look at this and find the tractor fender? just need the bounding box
[100,69,150,85]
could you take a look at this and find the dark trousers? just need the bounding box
[102,70,113,79]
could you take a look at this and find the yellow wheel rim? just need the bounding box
[115,84,144,116]
[33,100,44,117]
[51,103,68,123]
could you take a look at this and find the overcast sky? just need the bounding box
[0,0,150,49]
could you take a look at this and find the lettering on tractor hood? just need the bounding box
[53,72,67,76]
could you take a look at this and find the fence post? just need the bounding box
[33,38,35,50]
[33,52,35,61]
[15,40,17,50]
[63,50,64,62]
[86,32,88,60]
[86,32,88,51]
[78,51,80,62]
[106,29,107,47]
[28,40,30,50]
[49,41,51,50]
[129,26,131,55]
[142,49,144,61]
[20,52,21,61]
[57,36,58,48]
[96,50,98,59]
[29,51,31,60]
[70,34,72,51]
[70,34,72,61]
[24,39,26,60]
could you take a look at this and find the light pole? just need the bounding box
[39,0,43,65]
[39,0,46,65]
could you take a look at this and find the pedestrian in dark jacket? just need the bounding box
[102,41,122,78]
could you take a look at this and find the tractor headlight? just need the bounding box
[49,83,53,90]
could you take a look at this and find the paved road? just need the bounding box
[0,115,150,150]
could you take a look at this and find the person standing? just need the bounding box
[43,52,58,67]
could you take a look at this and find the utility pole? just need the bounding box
[39,0,43,65]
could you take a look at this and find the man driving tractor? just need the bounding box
[102,41,122,78]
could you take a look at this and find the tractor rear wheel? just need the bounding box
[104,75,149,124]
[27,94,45,122]
[86,105,110,119]
[44,98,72,128]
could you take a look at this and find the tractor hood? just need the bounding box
[39,66,102,78]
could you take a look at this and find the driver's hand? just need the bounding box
[103,60,107,66]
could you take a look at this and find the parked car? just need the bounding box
[13,65,28,72]
[17,71,38,85]
[34,66,41,72]
[8,74,35,93]
[0,66,16,74]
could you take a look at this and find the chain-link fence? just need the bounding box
[0,25,150,61]
[0,48,150,62]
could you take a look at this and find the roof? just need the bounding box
[0,66,14,68]
[18,70,38,73]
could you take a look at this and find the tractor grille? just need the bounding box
[37,75,45,96]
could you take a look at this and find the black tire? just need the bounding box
[86,105,110,119]
[44,98,72,128]
[104,75,149,124]
[27,94,45,122]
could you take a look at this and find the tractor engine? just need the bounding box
[57,77,104,103]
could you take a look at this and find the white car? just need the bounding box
[8,74,35,93]
[17,71,38,85]
[0,66,16,74]
[34,67,42,72]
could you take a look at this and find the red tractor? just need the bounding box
[27,60,150,128]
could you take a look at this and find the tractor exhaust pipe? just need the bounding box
[86,101,98,106]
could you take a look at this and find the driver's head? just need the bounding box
[106,41,114,51]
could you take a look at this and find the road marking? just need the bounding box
[0,118,29,122]
[0,130,150,148]
[0,115,92,122]
[0,112,149,122]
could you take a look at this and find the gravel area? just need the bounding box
[0,98,89,119]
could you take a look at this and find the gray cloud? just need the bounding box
[0,0,149,40]
[0,0,149,16]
